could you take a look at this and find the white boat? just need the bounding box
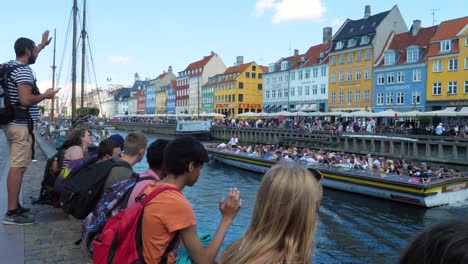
[176,120,211,140]
[207,148,468,208]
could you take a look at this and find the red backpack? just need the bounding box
[93,185,180,264]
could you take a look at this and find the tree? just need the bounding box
[77,107,100,116]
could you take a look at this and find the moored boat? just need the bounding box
[176,120,211,140]
[207,148,468,208]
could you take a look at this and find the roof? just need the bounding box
[224,62,252,75]
[431,16,468,41]
[378,26,438,66]
[203,62,269,86]
[130,80,149,92]
[260,66,268,72]
[330,8,392,52]
[113,88,131,101]
[301,43,330,67]
[156,72,168,80]
[185,54,215,72]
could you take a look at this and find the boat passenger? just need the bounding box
[221,162,322,264]
[228,133,238,149]
[398,219,468,264]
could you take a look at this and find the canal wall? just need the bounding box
[110,123,468,166]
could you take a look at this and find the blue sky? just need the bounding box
[1,0,467,101]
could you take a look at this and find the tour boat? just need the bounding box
[176,120,212,140]
[207,148,468,208]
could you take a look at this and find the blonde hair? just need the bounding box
[221,163,322,264]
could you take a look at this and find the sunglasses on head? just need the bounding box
[307,167,323,184]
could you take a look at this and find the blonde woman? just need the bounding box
[221,163,323,264]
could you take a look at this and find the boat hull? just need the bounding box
[208,150,468,208]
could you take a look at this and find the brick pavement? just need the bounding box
[0,131,91,263]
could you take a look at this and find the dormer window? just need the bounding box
[440,40,452,52]
[281,61,289,71]
[361,35,370,45]
[384,51,395,65]
[348,39,356,47]
[269,63,275,72]
[336,41,344,49]
[407,47,419,63]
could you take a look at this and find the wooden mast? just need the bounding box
[50,29,57,122]
[80,0,87,112]
[71,0,78,119]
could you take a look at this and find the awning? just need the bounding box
[282,105,288,109]
[295,104,303,111]
[264,105,270,109]
[300,105,308,111]
[307,104,317,111]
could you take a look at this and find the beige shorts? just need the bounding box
[2,124,32,168]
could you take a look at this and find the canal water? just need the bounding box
[116,131,468,263]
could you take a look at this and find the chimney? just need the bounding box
[211,51,215,55]
[364,5,371,19]
[294,49,299,56]
[168,66,173,72]
[411,20,421,37]
[323,27,332,44]
[236,56,244,65]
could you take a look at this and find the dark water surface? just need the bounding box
[118,131,468,263]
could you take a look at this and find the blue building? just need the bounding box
[145,81,156,114]
[373,22,437,112]
[166,81,176,114]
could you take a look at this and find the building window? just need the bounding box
[331,92,336,103]
[347,72,353,81]
[339,91,344,103]
[384,52,395,65]
[397,71,405,83]
[386,92,394,105]
[348,53,353,63]
[365,69,371,80]
[239,82,244,89]
[290,72,295,81]
[313,68,318,78]
[321,67,326,77]
[348,39,356,47]
[465,81,468,94]
[298,86,302,96]
[258,73,263,79]
[305,69,310,78]
[339,72,344,82]
[466,38,468,46]
[290,87,295,96]
[245,72,250,78]
[432,82,442,95]
[305,86,310,95]
[387,73,394,84]
[266,78,270,84]
[278,89,282,97]
[356,71,362,81]
[356,51,362,62]
[365,49,371,60]
[336,41,344,49]
[355,90,361,102]
[321,84,326,94]
[332,56,336,65]
[377,93,384,105]
[377,73,385,85]
[433,61,442,72]
[297,70,303,80]
[252,73,256,78]
[258,84,262,90]
[448,81,458,94]
[440,40,451,52]
[272,90,276,98]
[412,92,421,105]
[364,89,370,102]
[448,59,458,71]
[339,54,345,64]
[284,88,288,97]
[347,91,352,103]
[312,85,318,95]
[412,69,421,82]
[407,48,419,63]
[331,73,336,83]
[361,35,370,44]
[397,92,404,105]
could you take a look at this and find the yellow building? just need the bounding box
[155,85,168,114]
[426,16,468,110]
[327,5,407,111]
[210,58,267,117]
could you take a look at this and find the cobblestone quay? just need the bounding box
[0,131,90,264]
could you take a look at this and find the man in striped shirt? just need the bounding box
[1,31,55,225]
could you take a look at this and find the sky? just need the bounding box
[1,0,467,103]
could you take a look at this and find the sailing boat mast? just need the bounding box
[71,0,78,119]
[51,29,57,122]
[80,0,87,111]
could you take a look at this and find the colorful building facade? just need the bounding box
[373,22,437,112]
[327,5,407,111]
[426,16,468,110]
[165,80,176,114]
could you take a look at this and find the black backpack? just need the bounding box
[60,158,133,219]
[33,148,67,207]
[0,64,30,124]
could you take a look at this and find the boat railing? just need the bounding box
[210,148,468,187]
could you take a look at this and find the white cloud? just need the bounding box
[254,0,326,24]
[331,17,344,27]
[108,55,130,64]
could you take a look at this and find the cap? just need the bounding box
[108,134,125,150]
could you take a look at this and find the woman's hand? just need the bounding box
[219,188,242,222]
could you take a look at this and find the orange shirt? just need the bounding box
[142,183,197,264]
